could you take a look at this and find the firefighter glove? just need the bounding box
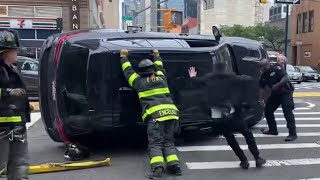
[120,49,129,58]
[152,49,160,57]
[9,88,26,97]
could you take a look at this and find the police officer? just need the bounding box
[259,59,297,141]
[188,59,266,169]
[0,29,31,179]
[119,49,182,179]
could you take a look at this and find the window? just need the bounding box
[278,7,281,14]
[309,10,314,32]
[283,6,287,13]
[204,0,214,10]
[297,13,302,34]
[21,60,38,72]
[214,46,234,73]
[302,12,308,33]
[270,9,273,16]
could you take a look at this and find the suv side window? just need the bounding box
[214,45,234,73]
[21,60,38,74]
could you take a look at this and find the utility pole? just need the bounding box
[284,4,289,57]
[150,0,158,32]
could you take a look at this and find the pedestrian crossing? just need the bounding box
[27,112,41,129]
[177,105,320,179]
[294,82,320,90]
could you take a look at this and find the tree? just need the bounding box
[219,24,285,51]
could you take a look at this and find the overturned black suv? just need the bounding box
[38,27,267,144]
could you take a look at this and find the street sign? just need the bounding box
[171,11,183,25]
[122,16,133,21]
[275,0,301,4]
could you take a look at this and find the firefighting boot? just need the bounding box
[285,134,298,141]
[240,161,250,169]
[145,167,164,180]
[255,157,267,168]
[167,164,182,176]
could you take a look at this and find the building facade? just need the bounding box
[0,0,104,59]
[104,0,120,29]
[269,4,291,22]
[199,0,270,35]
[290,0,318,67]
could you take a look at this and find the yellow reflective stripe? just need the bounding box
[142,104,178,121]
[0,116,22,123]
[138,87,170,99]
[150,156,164,164]
[157,115,179,122]
[154,60,163,66]
[156,71,164,76]
[128,73,139,87]
[121,62,131,71]
[166,154,179,163]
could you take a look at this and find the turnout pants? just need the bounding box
[220,113,260,162]
[0,127,29,180]
[265,92,297,135]
[147,120,180,169]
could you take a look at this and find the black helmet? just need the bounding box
[64,143,90,161]
[0,29,20,53]
[138,59,154,69]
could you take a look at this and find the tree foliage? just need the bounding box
[220,24,285,51]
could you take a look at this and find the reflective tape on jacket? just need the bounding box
[156,71,164,76]
[138,87,170,99]
[121,62,131,71]
[166,154,179,163]
[157,115,179,121]
[154,60,163,66]
[150,156,164,165]
[142,104,178,121]
[128,73,140,87]
[0,116,22,123]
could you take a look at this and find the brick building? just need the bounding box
[290,0,319,67]
[0,0,105,59]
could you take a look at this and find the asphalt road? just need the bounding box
[11,82,320,180]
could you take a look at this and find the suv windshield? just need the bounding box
[299,66,315,73]
[286,64,296,72]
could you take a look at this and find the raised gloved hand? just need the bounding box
[152,49,160,57]
[9,88,26,97]
[120,49,129,58]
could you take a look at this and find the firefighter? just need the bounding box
[0,29,31,179]
[119,49,182,179]
[187,60,266,169]
[259,59,297,141]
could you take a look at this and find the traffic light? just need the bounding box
[259,0,268,3]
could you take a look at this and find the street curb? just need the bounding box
[293,92,320,97]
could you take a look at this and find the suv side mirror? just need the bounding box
[212,26,222,42]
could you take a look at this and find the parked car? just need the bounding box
[295,66,320,82]
[38,27,266,144]
[286,64,302,84]
[15,56,39,100]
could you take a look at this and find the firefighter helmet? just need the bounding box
[64,143,90,161]
[0,29,20,53]
[138,59,154,69]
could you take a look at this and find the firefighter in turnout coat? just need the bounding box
[119,49,182,179]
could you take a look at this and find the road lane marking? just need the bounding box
[299,178,320,180]
[275,112,320,115]
[264,118,320,121]
[177,143,320,152]
[216,132,320,138]
[186,158,320,170]
[256,124,320,128]
[293,92,320,97]
[26,112,41,130]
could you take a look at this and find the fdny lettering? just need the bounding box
[147,76,163,83]
[159,109,177,117]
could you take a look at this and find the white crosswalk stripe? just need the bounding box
[179,101,320,178]
[294,83,320,90]
[26,112,41,130]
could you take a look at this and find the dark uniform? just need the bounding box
[190,71,266,169]
[0,30,31,180]
[120,49,181,179]
[260,63,297,140]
